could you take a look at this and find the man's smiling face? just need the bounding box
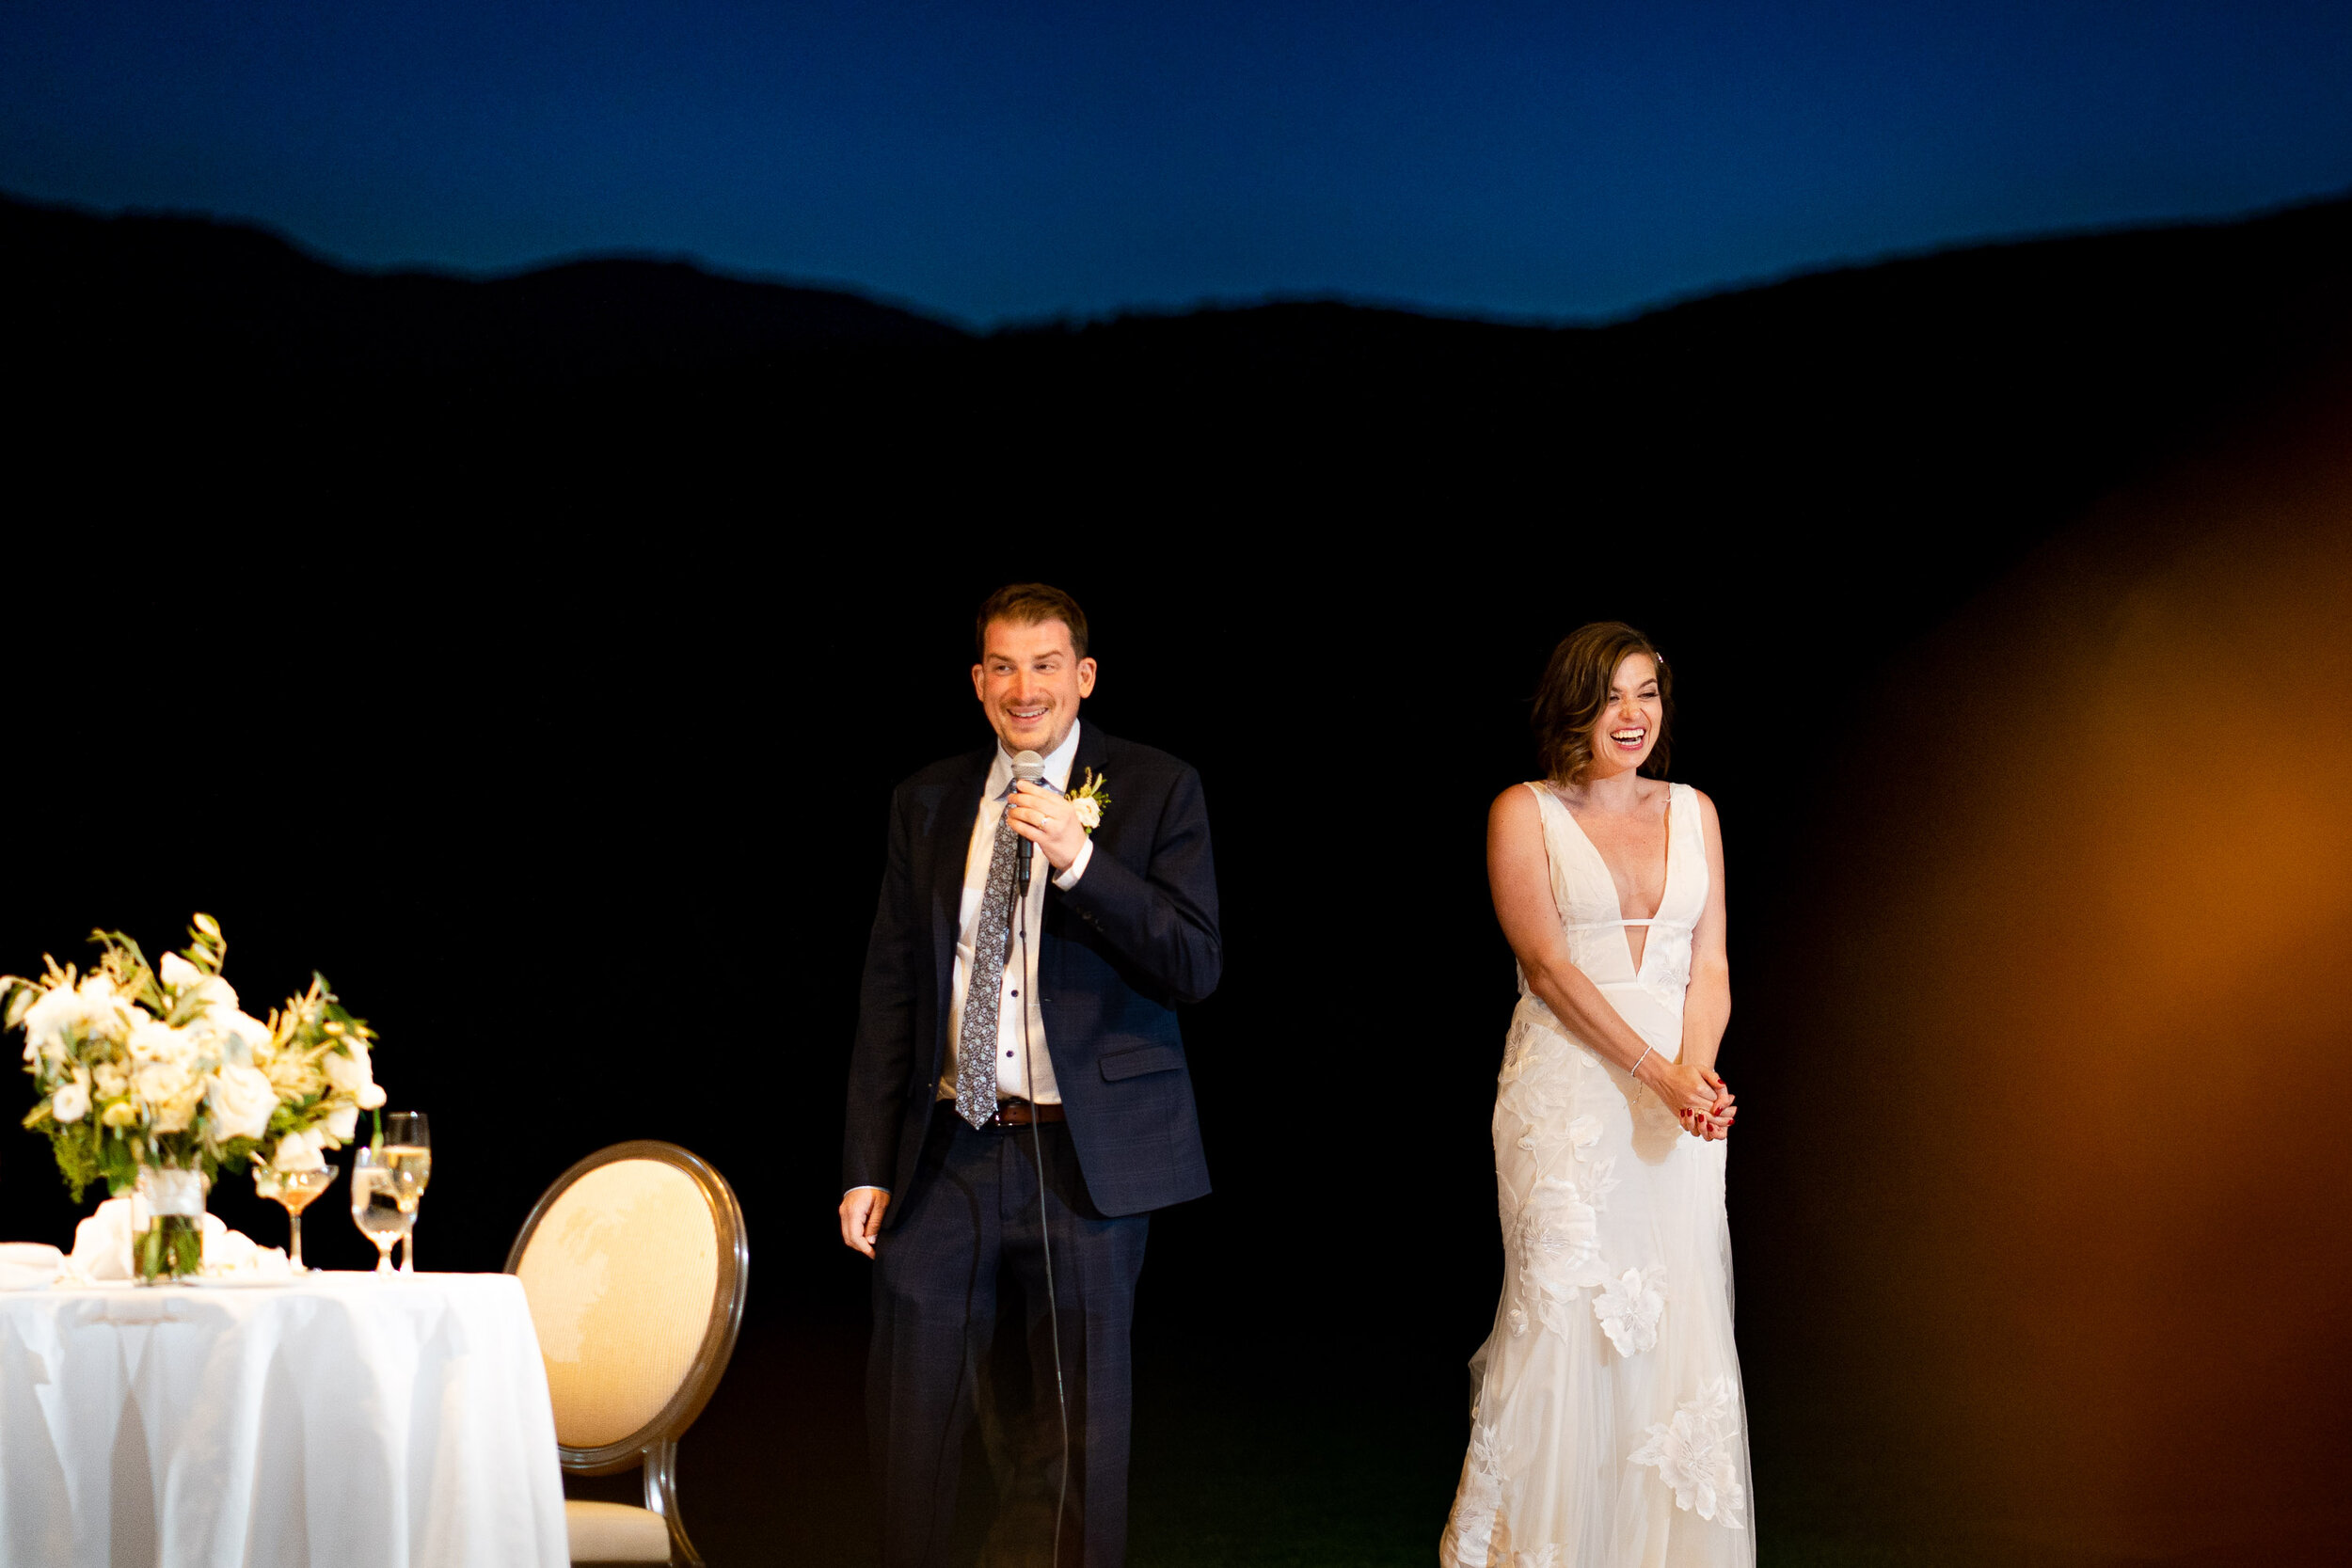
[972,616,1096,757]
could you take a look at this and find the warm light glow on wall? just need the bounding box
[1766,382,2352,1560]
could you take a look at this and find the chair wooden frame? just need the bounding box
[505,1140,751,1568]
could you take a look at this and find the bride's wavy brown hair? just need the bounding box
[1532,622,1673,785]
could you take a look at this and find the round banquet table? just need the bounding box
[0,1271,570,1568]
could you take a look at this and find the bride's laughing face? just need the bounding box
[1587,654,1662,777]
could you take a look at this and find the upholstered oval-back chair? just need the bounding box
[506,1141,750,1567]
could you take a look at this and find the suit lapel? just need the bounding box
[1046,724,1112,942]
[1067,723,1110,826]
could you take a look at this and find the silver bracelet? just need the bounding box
[1629,1044,1657,1081]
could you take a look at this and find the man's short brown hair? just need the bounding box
[975,583,1090,660]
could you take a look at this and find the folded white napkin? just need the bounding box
[0,1242,65,1290]
[70,1198,139,1281]
[204,1227,292,1279]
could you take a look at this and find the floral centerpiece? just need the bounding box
[4,913,386,1280]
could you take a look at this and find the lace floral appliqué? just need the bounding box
[1515,1171,1615,1335]
[1498,1012,1547,1082]
[1441,1422,1510,1567]
[1591,1265,1667,1356]
[1629,1376,1747,1528]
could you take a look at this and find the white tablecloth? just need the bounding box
[0,1272,569,1568]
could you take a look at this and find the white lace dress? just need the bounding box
[1440,782,1754,1568]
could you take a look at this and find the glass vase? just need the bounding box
[135,1166,207,1284]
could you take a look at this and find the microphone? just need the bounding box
[1005,743,1071,1560]
[1011,750,1045,895]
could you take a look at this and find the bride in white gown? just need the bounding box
[1442,623,1752,1568]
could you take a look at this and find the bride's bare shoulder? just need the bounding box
[1490,782,1546,829]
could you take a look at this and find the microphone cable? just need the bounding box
[1015,854,1073,1567]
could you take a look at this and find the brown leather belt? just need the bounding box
[985,1099,1065,1129]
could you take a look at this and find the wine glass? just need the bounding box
[254,1161,338,1274]
[382,1112,431,1274]
[350,1146,412,1275]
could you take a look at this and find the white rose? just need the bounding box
[226,1010,270,1056]
[192,1008,273,1068]
[128,1018,199,1069]
[24,990,75,1060]
[130,1023,206,1131]
[139,1063,205,1132]
[272,1127,327,1172]
[24,977,134,1060]
[358,1081,386,1110]
[206,1064,278,1143]
[323,1041,379,1101]
[158,954,238,1017]
[1073,796,1102,831]
[52,1070,91,1124]
[185,975,239,1018]
[19,990,64,1058]
[325,1101,359,1142]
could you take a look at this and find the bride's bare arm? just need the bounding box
[1677,791,1736,1137]
[1488,787,1720,1119]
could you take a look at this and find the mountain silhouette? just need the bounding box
[14,187,2349,406]
[4,193,964,385]
[9,185,2349,586]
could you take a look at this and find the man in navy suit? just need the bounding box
[840,582,1220,1568]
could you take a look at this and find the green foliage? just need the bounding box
[24,1105,142,1201]
[86,927,168,1015]
[137,1214,204,1281]
[187,912,225,973]
[46,1118,103,1202]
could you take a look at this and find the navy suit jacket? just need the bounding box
[843,724,1220,1221]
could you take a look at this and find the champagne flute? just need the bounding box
[350,1146,411,1275]
[382,1112,431,1274]
[254,1161,338,1274]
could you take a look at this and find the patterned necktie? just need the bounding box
[954,804,1022,1129]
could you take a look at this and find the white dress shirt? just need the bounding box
[936,721,1094,1108]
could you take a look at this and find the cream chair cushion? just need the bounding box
[516,1158,721,1449]
[564,1499,673,1562]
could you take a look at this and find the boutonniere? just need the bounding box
[1066,768,1111,834]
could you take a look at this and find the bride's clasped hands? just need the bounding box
[1631,1046,1734,1139]
[1664,1062,1736,1139]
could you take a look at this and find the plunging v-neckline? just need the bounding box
[1551,784,1674,974]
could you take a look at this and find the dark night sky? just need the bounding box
[5,1,2350,325]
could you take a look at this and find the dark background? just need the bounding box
[5,190,2350,1564]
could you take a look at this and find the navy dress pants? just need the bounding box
[870,1108,1150,1568]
